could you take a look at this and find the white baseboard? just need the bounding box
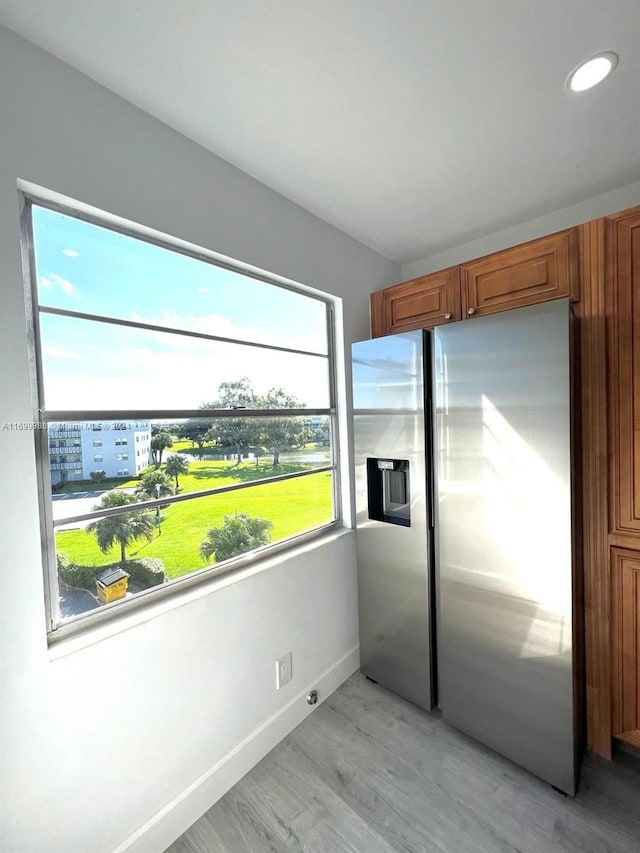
[112,645,360,853]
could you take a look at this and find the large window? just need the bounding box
[23,198,339,638]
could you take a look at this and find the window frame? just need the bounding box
[21,191,342,641]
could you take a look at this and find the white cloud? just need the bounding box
[62,249,80,258]
[198,287,208,293]
[124,310,326,364]
[45,339,327,410]
[43,309,328,410]
[45,346,82,361]
[39,276,53,289]
[49,273,77,297]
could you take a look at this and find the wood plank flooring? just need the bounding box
[165,674,640,853]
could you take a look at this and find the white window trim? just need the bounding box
[20,187,343,642]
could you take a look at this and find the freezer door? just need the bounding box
[352,331,435,711]
[434,300,578,794]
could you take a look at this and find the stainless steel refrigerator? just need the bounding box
[352,330,436,712]
[352,299,581,795]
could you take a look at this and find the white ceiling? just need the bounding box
[0,1,638,264]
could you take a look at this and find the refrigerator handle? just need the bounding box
[426,396,435,530]
[424,335,435,531]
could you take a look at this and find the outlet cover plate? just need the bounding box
[276,652,292,689]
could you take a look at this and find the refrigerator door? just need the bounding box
[434,299,577,794]
[352,331,435,711]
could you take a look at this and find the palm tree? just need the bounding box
[164,454,189,489]
[150,430,174,467]
[135,470,174,501]
[87,491,156,563]
[200,514,273,563]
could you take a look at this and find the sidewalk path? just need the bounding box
[52,488,137,529]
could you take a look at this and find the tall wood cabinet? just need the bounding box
[608,209,640,538]
[611,549,640,748]
[369,205,640,759]
[605,208,640,752]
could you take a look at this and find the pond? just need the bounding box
[180,448,331,464]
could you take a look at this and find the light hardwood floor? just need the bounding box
[165,674,640,853]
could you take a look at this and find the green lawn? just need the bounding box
[168,438,263,459]
[163,458,319,494]
[56,470,333,579]
[168,439,327,454]
[52,447,328,496]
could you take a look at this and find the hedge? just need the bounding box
[57,552,166,591]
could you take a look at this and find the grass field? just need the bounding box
[53,445,328,494]
[156,458,325,494]
[56,468,333,579]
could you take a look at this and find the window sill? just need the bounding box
[48,525,353,661]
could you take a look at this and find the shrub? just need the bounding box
[123,558,166,588]
[200,513,273,563]
[56,554,166,591]
[57,560,98,590]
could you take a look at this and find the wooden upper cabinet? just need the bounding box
[370,228,581,339]
[370,266,461,337]
[611,548,640,748]
[460,228,579,319]
[607,207,640,539]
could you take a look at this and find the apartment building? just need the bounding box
[48,421,151,484]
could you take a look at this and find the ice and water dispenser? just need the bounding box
[366,458,411,527]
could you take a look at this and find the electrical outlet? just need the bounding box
[276,652,292,689]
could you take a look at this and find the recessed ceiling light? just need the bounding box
[567,52,618,92]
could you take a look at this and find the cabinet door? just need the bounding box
[608,208,640,537]
[460,229,578,319]
[370,266,460,337]
[611,549,640,748]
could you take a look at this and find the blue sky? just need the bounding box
[32,206,330,410]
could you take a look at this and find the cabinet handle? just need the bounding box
[444,312,452,320]
[467,307,476,316]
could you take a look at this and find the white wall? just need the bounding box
[0,26,399,853]
[77,422,152,480]
[400,180,640,281]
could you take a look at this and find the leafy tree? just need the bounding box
[199,514,273,563]
[200,378,308,465]
[258,388,308,465]
[164,454,189,488]
[202,377,260,465]
[176,420,210,449]
[87,491,156,562]
[205,418,260,465]
[310,421,330,445]
[89,470,106,484]
[135,470,174,501]
[203,377,256,409]
[150,429,174,467]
